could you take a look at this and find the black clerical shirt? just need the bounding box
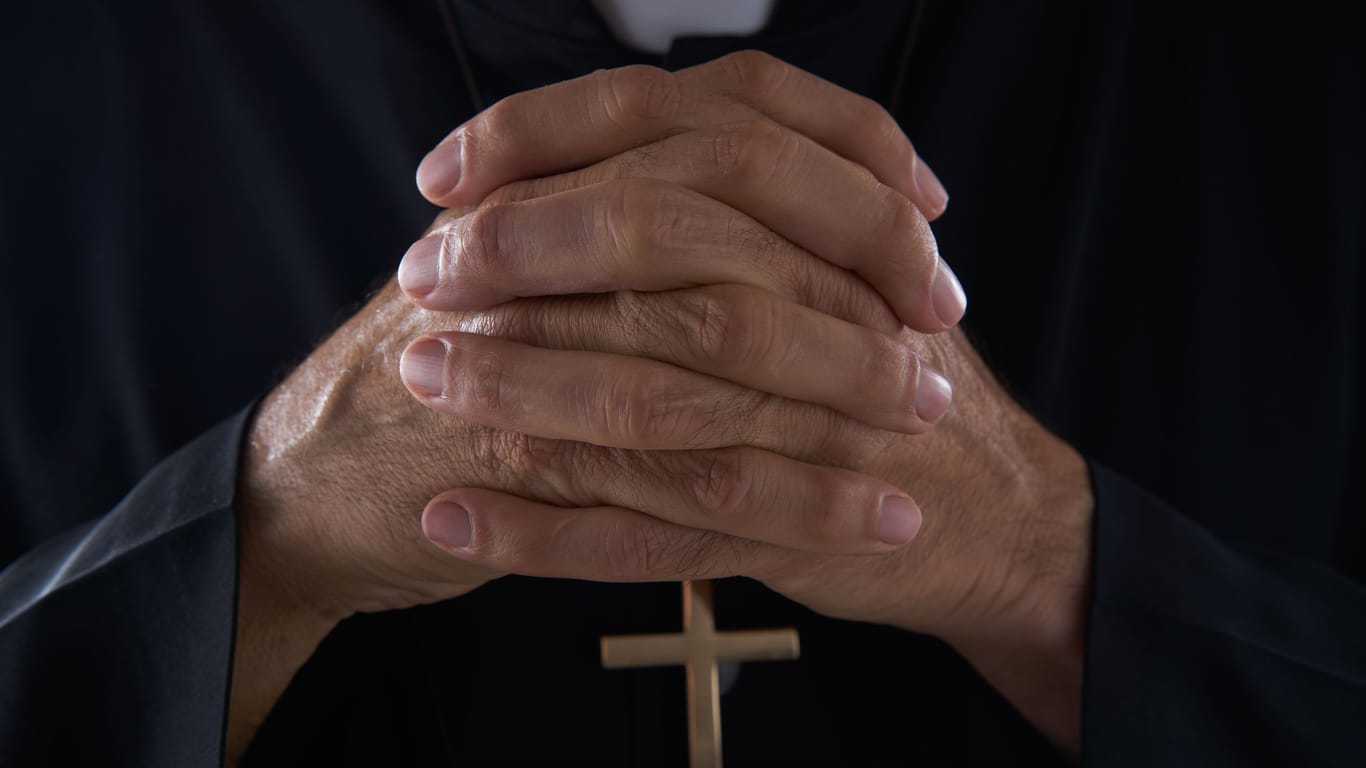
[1,1,1363,766]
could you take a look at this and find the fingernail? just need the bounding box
[931,257,967,329]
[424,501,472,550]
[400,338,447,397]
[913,157,949,217]
[915,367,953,423]
[416,137,463,201]
[877,496,923,545]
[398,234,441,298]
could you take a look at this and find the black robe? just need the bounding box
[1,1,1363,765]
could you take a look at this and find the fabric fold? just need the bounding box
[0,409,251,767]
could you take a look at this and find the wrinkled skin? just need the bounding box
[231,52,1091,763]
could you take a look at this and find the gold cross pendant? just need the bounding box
[600,580,800,768]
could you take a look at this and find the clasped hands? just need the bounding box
[241,51,1093,752]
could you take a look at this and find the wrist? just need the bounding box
[237,387,340,620]
[946,436,1093,757]
[228,412,349,764]
[996,436,1093,649]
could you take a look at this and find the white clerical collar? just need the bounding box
[591,0,778,54]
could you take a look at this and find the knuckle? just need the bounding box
[894,349,928,430]
[601,65,685,124]
[877,190,934,267]
[860,335,922,424]
[717,50,792,97]
[691,450,756,523]
[884,190,923,238]
[805,471,868,540]
[797,471,847,540]
[474,95,523,147]
[601,370,693,445]
[454,204,509,279]
[709,119,800,182]
[857,97,909,150]
[449,341,510,416]
[604,178,692,262]
[708,124,748,178]
[609,290,658,351]
[686,291,739,366]
[683,287,773,370]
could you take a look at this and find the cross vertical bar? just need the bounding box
[685,580,722,768]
